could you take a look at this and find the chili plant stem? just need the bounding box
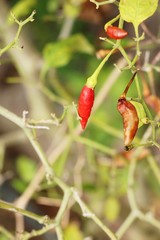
[0,200,50,225]
[22,223,56,240]
[90,0,119,9]
[87,47,116,88]
[104,14,120,29]
[127,158,138,212]
[116,212,136,239]
[72,189,118,240]
[74,135,116,156]
[0,11,36,57]
[0,226,14,240]
[147,155,160,184]
[0,105,53,180]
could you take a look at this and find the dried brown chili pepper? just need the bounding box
[117,72,139,149]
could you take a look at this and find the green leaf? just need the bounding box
[130,101,146,128]
[16,155,37,183]
[43,34,94,68]
[119,0,158,27]
[64,2,80,18]
[104,196,120,222]
[11,178,27,193]
[64,223,83,240]
[0,234,8,240]
[10,0,37,19]
[47,0,59,12]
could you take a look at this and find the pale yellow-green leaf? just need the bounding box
[130,101,146,128]
[119,0,158,27]
[64,2,80,18]
[64,223,83,240]
[43,34,94,68]
[10,0,37,20]
[104,196,120,222]
[16,155,36,183]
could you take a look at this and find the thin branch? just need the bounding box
[0,105,53,180]
[0,10,36,57]
[0,200,50,225]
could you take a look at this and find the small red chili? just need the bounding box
[78,85,94,129]
[117,72,139,148]
[105,26,128,40]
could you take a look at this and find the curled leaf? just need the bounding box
[130,101,146,128]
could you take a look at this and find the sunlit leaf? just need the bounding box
[43,34,94,68]
[119,0,158,27]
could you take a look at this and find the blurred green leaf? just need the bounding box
[64,223,83,240]
[10,0,37,19]
[43,34,94,68]
[119,0,158,28]
[47,0,59,13]
[104,196,120,222]
[11,178,27,193]
[0,234,8,240]
[53,146,69,177]
[64,2,80,18]
[16,155,36,183]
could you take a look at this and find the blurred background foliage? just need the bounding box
[0,0,160,239]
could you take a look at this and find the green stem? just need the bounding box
[116,212,136,239]
[133,141,153,148]
[135,74,142,99]
[92,118,122,139]
[134,25,141,57]
[140,100,157,144]
[0,226,14,240]
[104,14,120,29]
[147,155,160,184]
[0,105,53,179]
[127,158,138,211]
[24,128,53,179]
[0,11,36,57]
[55,190,72,223]
[22,223,55,240]
[39,84,67,105]
[74,135,116,156]
[138,211,160,230]
[118,46,132,67]
[55,226,64,240]
[90,0,119,9]
[72,189,117,240]
[0,200,50,225]
[86,47,116,88]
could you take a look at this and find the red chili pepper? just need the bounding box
[117,72,139,148]
[78,85,94,129]
[105,26,128,40]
